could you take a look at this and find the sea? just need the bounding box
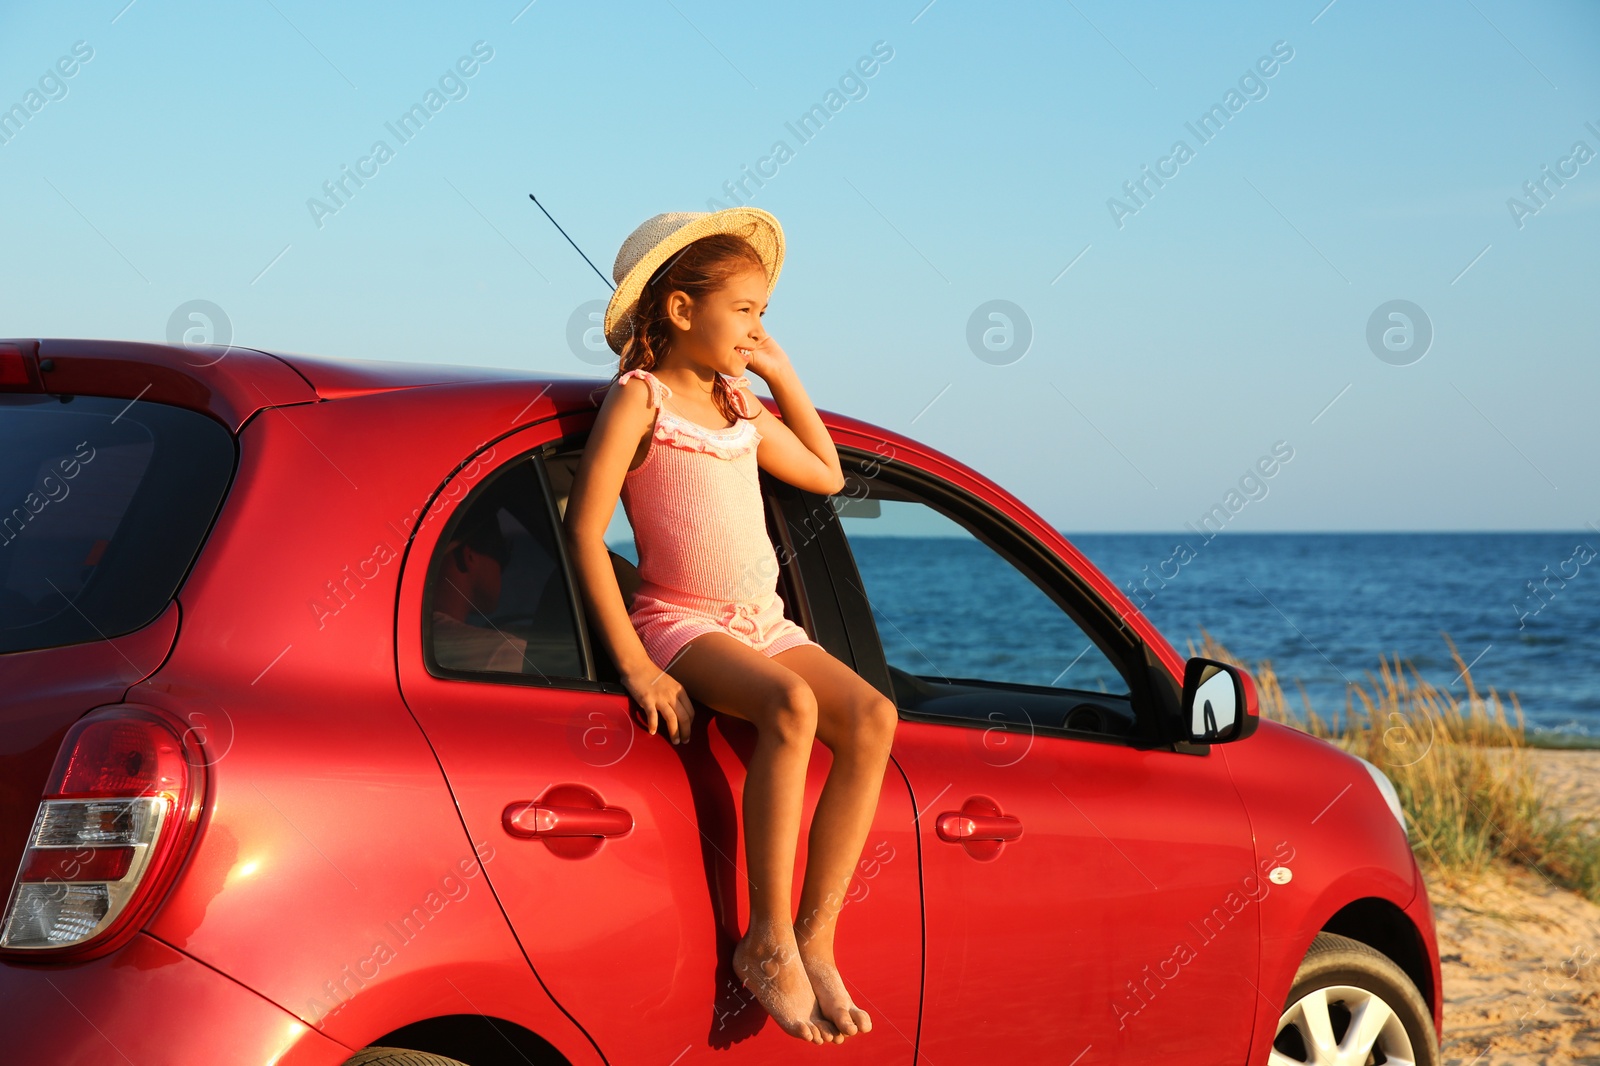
[615,531,1600,739]
[1046,532,1596,740]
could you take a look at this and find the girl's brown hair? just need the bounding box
[612,227,768,425]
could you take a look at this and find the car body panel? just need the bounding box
[1220,720,1437,1059]
[18,338,319,431]
[1406,873,1445,1037]
[0,931,354,1065]
[887,720,1262,1063]
[128,388,601,1060]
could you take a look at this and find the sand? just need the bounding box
[1430,748,1600,1065]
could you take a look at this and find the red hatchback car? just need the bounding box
[1,338,1441,1065]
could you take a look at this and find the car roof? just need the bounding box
[4,336,1043,553]
[11,337,924,447]
[8,336,1021,535]
[7,338,612,433]
[247,344,595,399]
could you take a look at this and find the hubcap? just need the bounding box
[1270,983,1417,1066]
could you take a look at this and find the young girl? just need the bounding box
[562,208,899,1046]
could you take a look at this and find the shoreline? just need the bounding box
[1526,731,1600,751]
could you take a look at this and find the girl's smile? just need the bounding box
[665,265,770,378]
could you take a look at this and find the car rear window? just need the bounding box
[0,395,235,655]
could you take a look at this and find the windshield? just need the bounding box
[0,395,235,655]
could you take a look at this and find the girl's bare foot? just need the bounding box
[732,924,844,1044]
[796,938,872,1038]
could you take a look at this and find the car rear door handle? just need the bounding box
[502,784,633,859]
[504,802,632,838]
[936,811,1022,842]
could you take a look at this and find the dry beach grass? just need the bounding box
[1193,632,1600,1064]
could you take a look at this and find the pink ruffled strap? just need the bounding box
[616,368,670,409]
[721,374,760,420]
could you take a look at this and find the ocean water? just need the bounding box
[1067,532,1600,738]
[611,531,1600,737]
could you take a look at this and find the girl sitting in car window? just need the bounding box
[563,208,898,1047]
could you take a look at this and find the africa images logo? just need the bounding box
[1106,41,1295,229]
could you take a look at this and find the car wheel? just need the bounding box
[344,1049,470,1066]
[1271,932,1438,1066]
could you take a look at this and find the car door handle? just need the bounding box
[936,811,1022,842]
[502,785,633,859]
[504,802,633,838]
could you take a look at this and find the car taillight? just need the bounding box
[0,342,42,391]
[0,706,205,958]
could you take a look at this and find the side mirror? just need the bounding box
[1179,658,1259,744]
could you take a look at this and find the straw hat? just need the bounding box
[603,207,785,355]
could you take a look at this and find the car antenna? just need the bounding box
[528,194,614,292]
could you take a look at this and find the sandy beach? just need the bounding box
[1432,748,1600,1065]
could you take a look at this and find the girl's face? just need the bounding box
[665,265,768,376]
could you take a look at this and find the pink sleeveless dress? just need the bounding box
[614,367,820,671]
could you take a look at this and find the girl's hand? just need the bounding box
[741,332,791,383]
[621,663,696,745]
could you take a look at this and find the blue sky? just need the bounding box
[2,0,1596,532]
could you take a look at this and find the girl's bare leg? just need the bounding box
[664,633,842,1045]
[770,643,899,1038]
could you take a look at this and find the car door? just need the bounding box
[795,448,1263,1065]
[395,425,922,1064]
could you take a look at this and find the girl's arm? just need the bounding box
[740,338,846,495]
[562,378,696,744]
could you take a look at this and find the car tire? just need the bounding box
[344,1049,470,1066]
[1271,931,1438,1066]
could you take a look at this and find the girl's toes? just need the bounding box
[849,1006,872,1034]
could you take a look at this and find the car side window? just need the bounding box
[834,477,1138,738]
[423,457,586,682]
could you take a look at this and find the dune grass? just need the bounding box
[1189,629,1600,904]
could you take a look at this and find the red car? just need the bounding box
[0,338,1441,1065]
